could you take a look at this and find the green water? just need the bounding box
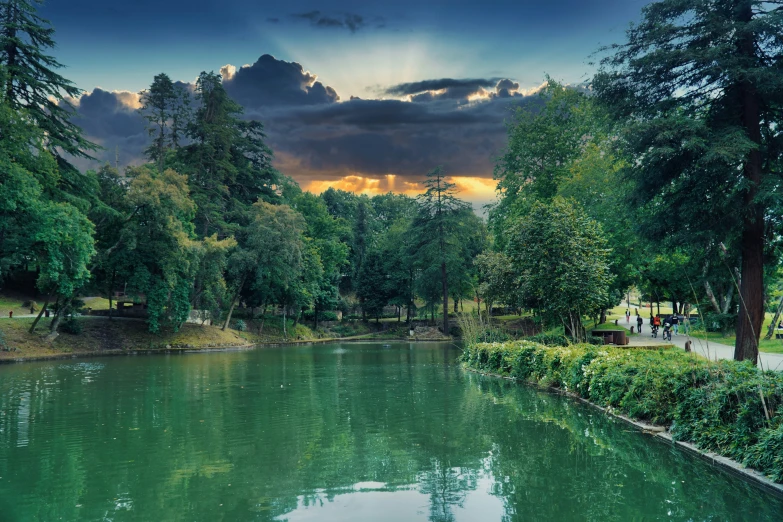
[0,343,781,521]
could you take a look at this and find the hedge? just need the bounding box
[462,341,783,483]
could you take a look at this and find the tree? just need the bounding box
[139,73,191,172]
[507,198,613,340]
[475,251,516,321]
[180,71,278,238]
[491,80,600,247]
[0,0,97,163]
[291,192,349,327]
[410,167,471,334]
[224,202,306,331]
[109,167,222,333]
[593,0,783,363]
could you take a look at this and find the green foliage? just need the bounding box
[59,318,83,335]
[233,319,247,332]
[701,313,737,334]
[0,0,98,163]
[507,197,614,339]
[594,0,783,362]
[524,333,570,347]
[464,340,783,483]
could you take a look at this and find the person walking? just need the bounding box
[625,309,630,323]
[636,314,643,334]
[671,314,680,335]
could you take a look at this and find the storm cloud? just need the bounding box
[68,55,542,197]
[385,78,500,96]
[288,11,382,33]
[221,54,339,108]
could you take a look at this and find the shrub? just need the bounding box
[525,333,570,346]
[60,318,83,335]
[234,319,247,332]
[702,312,736,334]
[463,340,783,483]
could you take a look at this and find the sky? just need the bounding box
[39,0,649,209]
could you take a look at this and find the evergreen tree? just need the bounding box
[0,0,97,162]
[139,73,177,171]
[181,71,278,238]
[594,0,783,362]
[411,167,471,334]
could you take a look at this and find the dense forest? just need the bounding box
[1,0,782,365]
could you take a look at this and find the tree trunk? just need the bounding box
[29,295,50,333]
[46,295,72,342]
[734,5,764,364]
[599,308,606,324]
[764,294,783,340]
[314,304,318,330]
[453,298,458,314]
[441,261,449,334]
[283,308,287,339]
[222,294,239,331]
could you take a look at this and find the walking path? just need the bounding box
[616,315,783,372]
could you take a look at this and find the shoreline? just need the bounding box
[465,366,783,499]
[0,336,454,365]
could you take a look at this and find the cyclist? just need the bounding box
[651,314,661,337]
[662,319,672,341]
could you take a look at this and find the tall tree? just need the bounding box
[411,167,471,334]
[507,198,613,340]
[0,0,97,163]
[181,71,278,238]
[594,0,783,363]
[139,73,177,172]
[491,80,599,247]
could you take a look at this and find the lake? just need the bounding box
[1,342,781,521]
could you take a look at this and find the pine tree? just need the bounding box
[181,71,278,238]
[139,73,176,171]
[594,0,783,363]
[0,0,97,162]
[411,167,471,334]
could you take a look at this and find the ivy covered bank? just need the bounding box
[462,341,783,484]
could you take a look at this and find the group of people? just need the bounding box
[625,308,687,337]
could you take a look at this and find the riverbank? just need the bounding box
[0,317,451,364]
[463,340,783,488]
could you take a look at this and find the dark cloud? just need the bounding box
[66,56,545,193]
[221,54,339,108]
[251,93,544,180]
[385,78,500,96]
[289,11,379,33]
[65,88,147,171]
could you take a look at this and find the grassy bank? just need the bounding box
[0,316,449,363]
[463,340,783,483]
[0,317,256,361]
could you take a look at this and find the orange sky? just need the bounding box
[302,174,498,212]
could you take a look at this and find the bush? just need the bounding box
[463,340,783,484]
[234,319,247,332]
[587,335,605,346]
[60,318,83,335]
[702,312,736,334]
[524,333,570,346]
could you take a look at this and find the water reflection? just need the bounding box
[0,343,781,521]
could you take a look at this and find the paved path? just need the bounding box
[614,315,783,371]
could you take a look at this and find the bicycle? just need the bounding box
[662,323,672,342]
[651,325,659,338]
